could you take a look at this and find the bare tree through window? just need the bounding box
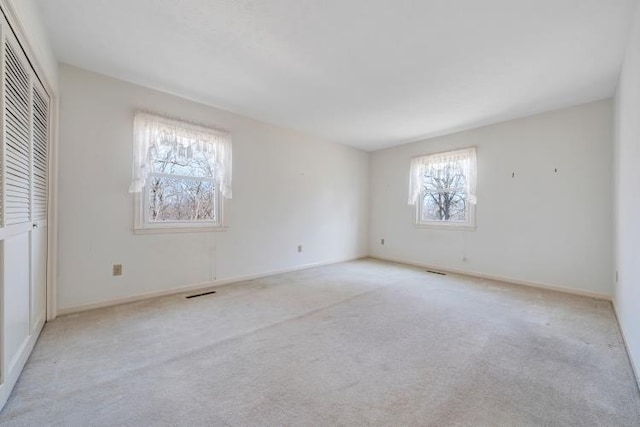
[421,161,468,222]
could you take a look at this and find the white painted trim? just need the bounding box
[612,300,640,392]
[0,319,43,411]
[413,222,476,231]
[369,255,612,300]
[0,240,4,387]
[133,226,228,235]
[46,95,58,321]
[57,256,366,315]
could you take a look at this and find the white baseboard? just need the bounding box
[369,255,612,301]
[612,300,640,392]
[56,256,367,316]
[0,319,45,411]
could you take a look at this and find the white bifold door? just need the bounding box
[0,11,51,408]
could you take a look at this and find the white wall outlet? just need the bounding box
[297,245,302,253]
[381,238,385,245]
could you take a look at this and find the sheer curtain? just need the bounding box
[128,112,233,198]
[408,147,477,205]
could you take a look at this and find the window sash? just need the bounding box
[144,174,220,225]
[420,191,470,221]
[423,188,467,194]
[148,171,216,182]
[417,204,473,226]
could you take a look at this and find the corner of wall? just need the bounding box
[612,0,640,392]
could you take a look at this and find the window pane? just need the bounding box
[423,161,467,192]
[421,191,467,222]
[147,176,217,222]
[150,140,213,178]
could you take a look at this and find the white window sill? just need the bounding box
[133,226,228,235]
[414,223,476,231]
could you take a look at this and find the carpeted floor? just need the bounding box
[1,259,639,426]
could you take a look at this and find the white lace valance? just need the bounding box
[128,112,232,198]
[408,147,477,205]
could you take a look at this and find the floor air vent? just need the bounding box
[186,290,217,299]
[426,270,446,276]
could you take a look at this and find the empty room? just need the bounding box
[0,0,639,425]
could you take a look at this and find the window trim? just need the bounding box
[412,147,477,230]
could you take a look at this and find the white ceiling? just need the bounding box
[39,0,638,151]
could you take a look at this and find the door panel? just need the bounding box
[30,78,49,331]
[30,225,46,332]
[3,232,30,371]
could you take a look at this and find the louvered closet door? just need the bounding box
[0,11,52,410]
[2,32,33,375]
[30,80,49,332]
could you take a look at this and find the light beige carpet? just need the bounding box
[1,259,639,426]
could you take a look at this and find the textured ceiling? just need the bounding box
[39,0,638,151]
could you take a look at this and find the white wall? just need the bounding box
[370,99,613,297]
[57,64,369,312]
[614,2,640,385]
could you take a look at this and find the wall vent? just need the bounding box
[426,270,446,276]
[186,290,217,299]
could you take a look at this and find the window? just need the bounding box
[408,147,477,228]
[128,113,232,232]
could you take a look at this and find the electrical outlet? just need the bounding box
[113,264,122,276]
[297,245,302,253]
[381,238,385,245]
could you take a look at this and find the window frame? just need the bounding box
[131,114,230,234]
[413,147,477,230]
